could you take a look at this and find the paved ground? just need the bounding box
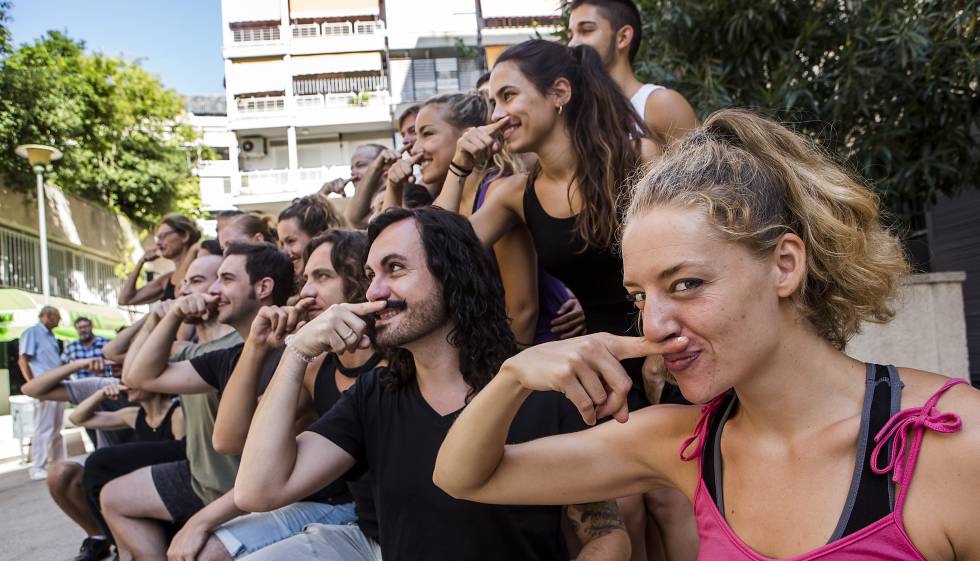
[0,459,89,561]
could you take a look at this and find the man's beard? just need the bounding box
[373,291,446,349]
[218,288,257,326]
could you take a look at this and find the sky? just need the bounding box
[8,0,225,95]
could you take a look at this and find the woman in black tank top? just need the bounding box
[440,40,666,408]
[69,383,183,441]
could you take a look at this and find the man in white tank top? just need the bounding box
[568,0,698,146]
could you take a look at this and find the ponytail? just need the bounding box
[496,40,648,250]
[626,108,909,349]
[230,213,278,245]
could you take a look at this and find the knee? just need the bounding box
[100,477,130,516]
[47,461,82,495]
[196,536,233,561]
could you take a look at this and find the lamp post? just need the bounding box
[14,144,63,304]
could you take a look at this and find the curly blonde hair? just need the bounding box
[625,109,909,350]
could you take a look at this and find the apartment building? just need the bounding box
[210,0,560,215]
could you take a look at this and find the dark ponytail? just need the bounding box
[495,40,649,250]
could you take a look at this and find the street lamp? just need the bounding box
[14,144,63,304]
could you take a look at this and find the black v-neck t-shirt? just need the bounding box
[308,367,586,561]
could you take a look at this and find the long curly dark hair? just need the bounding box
[366,207,517,398]
[304,229,370,304]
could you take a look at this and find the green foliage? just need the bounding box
[631,0,979,226]
[0,31,200,228]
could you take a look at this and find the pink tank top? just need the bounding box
[680,377,967,560]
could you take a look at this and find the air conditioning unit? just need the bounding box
[239,137,267,158]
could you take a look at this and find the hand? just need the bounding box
[101,384,128,400]
[369,148,401,173]
[73,357,104,372]
[170,294,219,322]
[500,333,687,425]
[320,177,350,196]
[141,248,160,263]
[453,117,509,169]
[248,299,314,349]
[386,154,423,190]
[550,296,587,339]
[151,299,174,320]
[167,518,210,561]
[290,301,387,357]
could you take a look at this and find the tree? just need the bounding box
[630,0,979,229]
[0,30,200,228]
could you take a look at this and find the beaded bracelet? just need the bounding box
[284,334,320,364]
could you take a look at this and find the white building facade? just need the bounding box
[204,0,560,215]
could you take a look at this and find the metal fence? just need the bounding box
[0,226,120,306]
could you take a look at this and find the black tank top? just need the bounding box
[522,168,637,338]
[162,280,176,301]
[304,352,382,512]
[134,399,181,443]
[701,363,902,541]
[522,169,664,407]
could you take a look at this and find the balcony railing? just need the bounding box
[291,20,384,40]
[236,96,286,114]
[294,91,388,110]
[238,166,351,197]
[232,26,281,44]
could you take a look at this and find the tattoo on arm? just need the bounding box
[565,500,626,540]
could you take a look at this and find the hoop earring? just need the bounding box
[557,105,563,115]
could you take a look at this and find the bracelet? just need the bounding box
[449,160,472,177]
[284,334,320,364]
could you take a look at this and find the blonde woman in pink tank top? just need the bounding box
[434,108,980,561]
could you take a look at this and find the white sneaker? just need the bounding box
[28,468,48,481]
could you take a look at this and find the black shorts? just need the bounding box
[150,460,205,523]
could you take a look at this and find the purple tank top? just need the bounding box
[680,377,967,560]
[474,172,569,345]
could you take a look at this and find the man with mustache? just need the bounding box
[106,242,293,561]
[236,207,629,561]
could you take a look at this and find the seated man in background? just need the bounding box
[104,242,293,561]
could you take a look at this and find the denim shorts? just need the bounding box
[214,501,357,559]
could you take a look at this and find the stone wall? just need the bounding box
[847,272,970,378]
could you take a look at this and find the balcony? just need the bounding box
[225,23,286,58]
[236,95,287,115]
[230,91,390,130]
[290,20,386,55]
[237,166,352,203]
[225,20,385,58]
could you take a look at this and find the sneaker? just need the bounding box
[72,537,111,561]
[28,468,48,481]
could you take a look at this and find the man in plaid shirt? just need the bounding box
[61,317,110,378]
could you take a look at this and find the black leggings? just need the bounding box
[81,439,186,540]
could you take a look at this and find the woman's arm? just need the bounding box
[492,223,539,346]
[21,359,95,401]
[347,148,400,228]
[101,315,148,364]
[119,251,169,306]
[382,154,423,211]
[468,174,524,248]
[68,385,139,430]
[433,333,689,506]
[170,406,185,440]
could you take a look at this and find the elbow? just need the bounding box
[432,461,478,501]
[212,433,244,456]
[20,382,40,399]
[233,484,275,513]
[120,371,137,388]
